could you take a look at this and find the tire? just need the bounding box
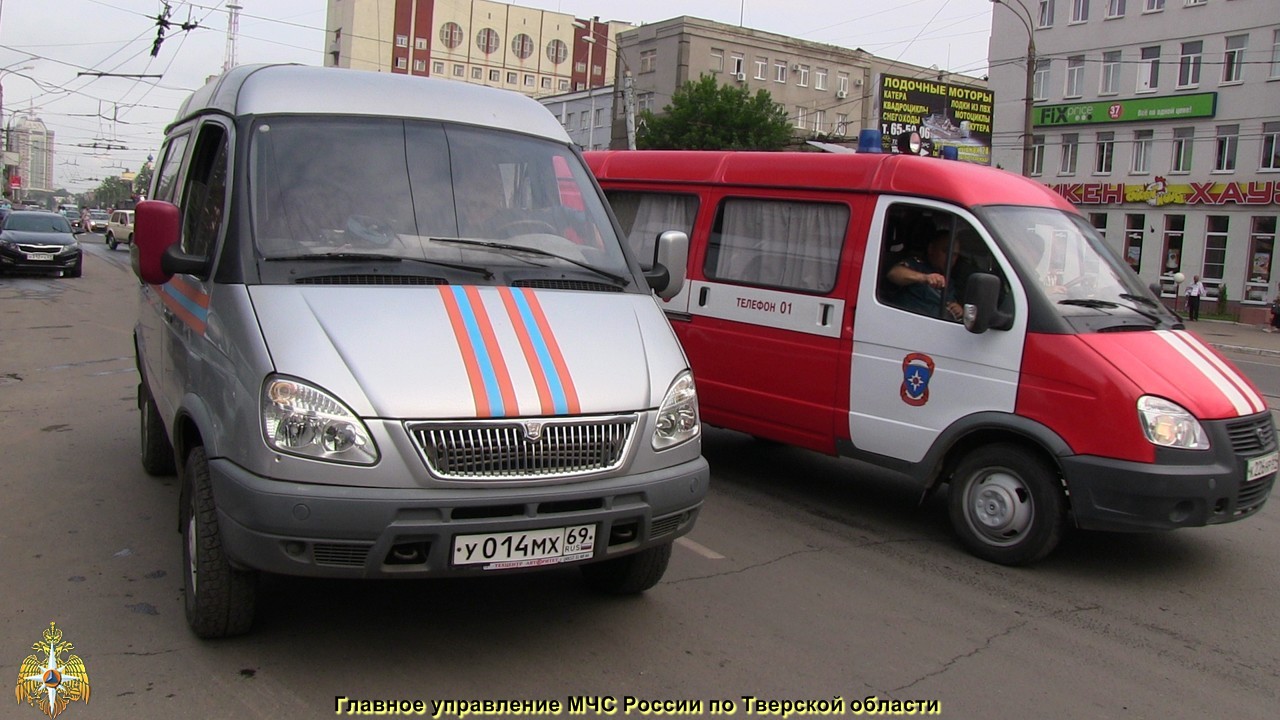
[580,542,672,595]
[67,259,82,278]
[948,444,1065,566]
[139,384,176,476]
[106,232,117,250]
[182,446,257,638]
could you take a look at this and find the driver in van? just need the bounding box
[886,228,963,321]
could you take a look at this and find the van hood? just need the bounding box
[248,285,686,419]
[1079,329,1268,420]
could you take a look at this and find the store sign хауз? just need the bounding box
[1049,178,1280,206]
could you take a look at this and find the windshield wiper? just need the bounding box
[266,252,492,279]
[1118,293,1158,308]
[429,237,629,287]
[1060,297,1163,324]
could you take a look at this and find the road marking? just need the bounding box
[676,536,724,560]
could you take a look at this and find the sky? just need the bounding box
[0,0,996,195]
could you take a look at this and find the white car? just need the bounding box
[105,210,134,250]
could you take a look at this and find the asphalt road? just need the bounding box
[1,238,1276,720]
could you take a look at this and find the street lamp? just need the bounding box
[572,18,600,150]
[1,64,35,203]
[990,0,1036,177]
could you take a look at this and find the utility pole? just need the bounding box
[224,2,243,73]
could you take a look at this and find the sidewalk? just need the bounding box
[1187,317,1280,358]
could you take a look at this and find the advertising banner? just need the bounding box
[1034,93,1217,127]
[878,74,993,165]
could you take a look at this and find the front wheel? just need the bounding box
[182,446,257,638]
[580,542,672,594]
[106,233,117,250]
[948,444,1065,566]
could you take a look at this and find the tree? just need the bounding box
[637,74,793,151]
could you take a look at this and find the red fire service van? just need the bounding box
[587,149,1276,565]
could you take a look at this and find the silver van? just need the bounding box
[131,64,708,638]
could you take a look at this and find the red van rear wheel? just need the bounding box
[948,444,1065,566]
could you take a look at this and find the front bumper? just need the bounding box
[208,455,709,578]
[1063,412,1275,532]
[0,247,81,273]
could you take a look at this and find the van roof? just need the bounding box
[172,64,569,143]
[585,151,1075,212]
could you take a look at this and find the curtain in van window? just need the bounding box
[714,199,847,292]
[605,192,699,262]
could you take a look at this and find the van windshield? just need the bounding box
[249,116,630,284]
[983,205,1167,321]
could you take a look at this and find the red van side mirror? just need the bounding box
[132,200,181,285]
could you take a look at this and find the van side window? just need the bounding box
[877,205,1007,322]
[180,125,229,258]
[705,198,848,293]
[153,133,189,203]
[604,191,699,263]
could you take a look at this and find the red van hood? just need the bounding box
[1079,329,1267,420]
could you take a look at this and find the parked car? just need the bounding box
[105,209,134,250]
[0,210,83,277]
[60,208,83,232]
[88,209,110,233]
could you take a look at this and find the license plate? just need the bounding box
[25,253,54,261]
[1247,451,1278,482]
[452,524,595,570]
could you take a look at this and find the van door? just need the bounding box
[681,194,852,452]
[848,197,1028,464]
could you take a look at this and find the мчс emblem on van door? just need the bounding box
[900,353,936,407]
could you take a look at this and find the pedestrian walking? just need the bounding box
[1185,275,1205,321]
[1269,282,1280,333]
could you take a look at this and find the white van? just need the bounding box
[131,65,707,637]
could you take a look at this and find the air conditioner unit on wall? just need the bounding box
[836,90,848,99]
[734,72,746,81]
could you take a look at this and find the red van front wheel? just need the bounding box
[948,444,1065,566]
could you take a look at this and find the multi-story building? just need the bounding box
[4,114,53,203]
[610,16,987,152]
[325,0,629,100]
[990,0,1280,315]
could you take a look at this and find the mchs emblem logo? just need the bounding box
[14,622,90,719]
[900,353,936,406]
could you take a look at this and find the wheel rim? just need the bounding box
[186,511,198,598]
[964,470,1034,547]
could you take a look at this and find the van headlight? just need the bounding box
[262,376,378,464]
[1137,396,1209,450]
[653,371,700,450]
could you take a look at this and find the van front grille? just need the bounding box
[407,416,636,480]
[313,543,372,567]
[512,279,623,292]
[294,275,448,285]
[1225,415,1276,454]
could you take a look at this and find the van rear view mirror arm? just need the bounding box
[963,272,1012,334]
[161,244,212,280]
[647,230,689,300]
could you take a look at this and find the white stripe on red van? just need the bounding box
[1155,331,1265,415]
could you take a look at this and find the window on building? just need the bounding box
[413,59,426,72]
[640,50,656,73]
[506,71,517,84]
[797,65,810,87]
[1262,121,1280,171]
[1137,46,1160,92]
[1071,0,1090,23]
[813,109,825,133]
[1095,132,1115,174]
[453,64,465,77]
[775,62,788,83]
[1124,214,1145,272]
[511,33,534,60]
[558,79,570,91]
[1038,0,1056,27]
[395,35,408,48]
[1172,127,1194,173]
[1107,0,1126,18]
[835,113,850,136]
[1178,41,1202,87]
[1131,129,1153,173]
[1223,35,1247,84]
[815,67,828,90]
[395,57,407,70]
[1144,0,1165,11]
[1246,216,1277,301]
[837,73,850,94]
[1065,56,1085,97]
[415,37,427,51]
[755,57,768,80]
[1033,59,1050,100]
[732,54,745,76]
[1163,215,1185,281]
[795,106,807,129]
[546,39,568,65]
[1030,135,1046,176]
[524,74,535,87]
[440,22,464,49]
[710,48,724,73]
[595,108,604,127]
[432,61,445,74]
[1061,133,1079,174]
[472,67,483,80]
[540,76,551,89]
[1272,30,1280,79]
[476,28,500,55]
[489,69,501,82]
[1215,125,1238,172]
[1203,216,1229,289]
[580,113,589,130]
[1100,51,1122,94]
[1090,213,1108,243]
[1185,0,1206,6]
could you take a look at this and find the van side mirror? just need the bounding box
[962,272,1012,334]
[646,230,689,300]
[132,200,211,284]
